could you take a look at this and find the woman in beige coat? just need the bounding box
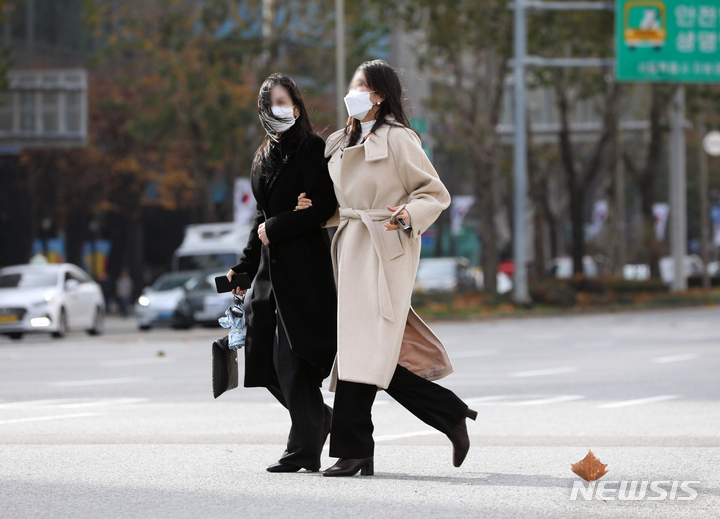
[296,59,477,477]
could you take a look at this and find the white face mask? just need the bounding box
[266,105,297,133]
[344,89,380,121]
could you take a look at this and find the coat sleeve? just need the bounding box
[231,204,265,281]
[389,128,451,240]
[322,205,340,228]
[263,136,338,243]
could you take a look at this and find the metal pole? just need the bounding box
[512,0,530,303]
[261,0,275,68]
[615,124,626,277]
[669,86,687,292]
[335,0,346,132]
[26,0,34,66]
[698,121,711,289]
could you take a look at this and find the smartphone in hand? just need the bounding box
[215,273,252,294]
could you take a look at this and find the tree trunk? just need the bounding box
[476,152,498,293]
[0,155,33,266]
[568,183,584,276]
[555,77,621,276]
[474,53,509,294]
[555,76,584,275]
[527,118,546,282]
[625,84,675,280]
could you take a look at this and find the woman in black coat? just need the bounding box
[227,73,338,473]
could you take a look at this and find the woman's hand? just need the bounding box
[384,205,410,231]
[227,270,248,296]
[258,222,270,245]
[295,192,313,211]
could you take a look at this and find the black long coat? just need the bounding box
[232,133,338,388]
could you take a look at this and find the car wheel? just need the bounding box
[52,308,68,338]
[138,324,151,331]
[200,321,219,328]
[6,332,23,340]
[87,306,105,336]
[172,322,193,330]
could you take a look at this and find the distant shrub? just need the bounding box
[529,279,577,307]
[687,275,720,288]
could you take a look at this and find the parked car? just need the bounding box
[135,271,198,330]
[173,270,242,329]
[413,257,476,293]
[0,263,105,340]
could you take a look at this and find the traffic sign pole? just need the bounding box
[699,122,711,288]
[512,0,530,304]
[669,86,687,292]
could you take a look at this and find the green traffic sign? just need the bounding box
[410,118,427,134]
[616,0,720,83]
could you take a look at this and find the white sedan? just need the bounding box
[0,263,105,340]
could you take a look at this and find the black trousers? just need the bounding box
[329,364,468,459]
[265,309,333,471]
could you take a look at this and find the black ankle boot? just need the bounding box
[322,457,374,477]
[447,408,477,467]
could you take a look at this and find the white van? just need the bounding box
[172,222,253,272]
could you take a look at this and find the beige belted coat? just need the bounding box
[323,119,454,390]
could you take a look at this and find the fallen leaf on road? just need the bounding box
[571,449,608,481]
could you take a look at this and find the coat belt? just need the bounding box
[333,207,395,323]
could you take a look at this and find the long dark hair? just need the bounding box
[251,73,313,179]
[339,59,418,150]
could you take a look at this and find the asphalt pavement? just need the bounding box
[1,308,719,518]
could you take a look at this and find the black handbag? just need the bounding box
[212,335,239,399]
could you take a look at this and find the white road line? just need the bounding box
[0,399,84,409]
[0,398,149,409]
[512,395,585,406]
[271,399,387,409]
[510,366,577,377]
[653,353,698,363]
[597,395,680,409]
[450,349,499,359]
[464,395,518,405]
[101,358,176,367]
[48,377,148,387]
[0,412,97,425]
[464,394,584,406]
[573,340,614,349]
[375,430,441,442]
[55,398,149,409]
